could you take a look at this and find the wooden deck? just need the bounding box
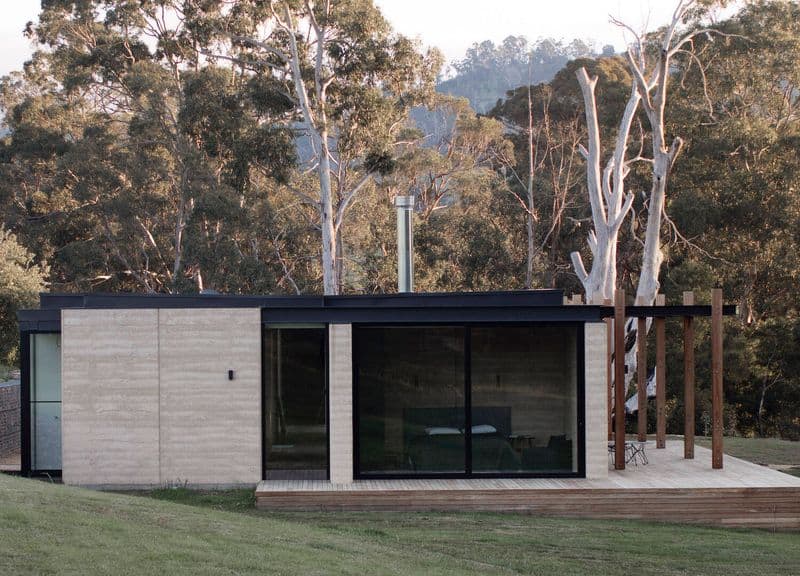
[255,441,800,528]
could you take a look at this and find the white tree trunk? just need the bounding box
[318,142,338,294]
[525,81,536,289]
[281,3,341,295]
[620,0,702,395]
[570,69,638,304]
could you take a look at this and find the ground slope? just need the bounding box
[1,473,799,576]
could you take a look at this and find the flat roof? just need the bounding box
[17,290,736,332]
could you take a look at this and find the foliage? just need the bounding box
[189,0,442,294]
[0,0,798,435]
[439,36,600,113]
[1,1,297,294]
[489,56,637,291]
[0,228,47,364]
[661,0,800,438]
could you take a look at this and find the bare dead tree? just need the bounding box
[612,0,730,397]
[570,68,641,304]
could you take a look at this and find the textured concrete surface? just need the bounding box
[61,308,261,487]
[328,324,353,484]
[62,310,160,486]
[158,309,261,485]
[584,322,608,479]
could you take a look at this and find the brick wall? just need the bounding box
[0,381,20,460]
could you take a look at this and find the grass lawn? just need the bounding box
[1,473,799,576]
[783,467,800,478]
[691,436,800,466]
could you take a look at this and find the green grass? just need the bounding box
[1,474,799,576]
[782,467,800,478]
[692,436,800,466]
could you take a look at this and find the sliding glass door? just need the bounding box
[354,325,582,478]
[470,326,578,474]
[355,326,465,475]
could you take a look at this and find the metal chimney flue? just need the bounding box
[395,195,414,293]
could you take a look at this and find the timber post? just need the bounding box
[614,289,626,470]
[636,297,647,443]
[683,291,695,459]
[655,294,666,449]
[711,288,724,469]
[604,298,613,441]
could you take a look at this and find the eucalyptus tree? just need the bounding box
[668,0,800,322]
[664,0,800,436]
[1,0,295,293]
[493,55,639,296]
[365,95,514,291]
[570,58,641,303]
[193,0,441,294]
[0,228,47,364]
[385,95,513,221]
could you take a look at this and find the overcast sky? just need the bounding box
[0,1,734,77]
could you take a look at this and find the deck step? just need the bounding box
[255,486,800,528]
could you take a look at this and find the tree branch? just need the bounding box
[571,251,589,284]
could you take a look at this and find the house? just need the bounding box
[18,290,800,527]
[17,290,608,486]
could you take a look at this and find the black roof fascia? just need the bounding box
[17,309,61,332]
[36,289,565,310]
[607,305,738,318]
[19,291,738,332]
[262,305,606,324]
[24,289,583,330]
[37,292,324,310]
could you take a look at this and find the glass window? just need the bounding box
[354,324,581,478]
[31,402,61,471]
[29,333,62,471]
[263,327,327,480]
[471,326,578,474]
[356,326,465,475]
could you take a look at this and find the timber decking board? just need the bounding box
[257,442,800,491]
[255,442,800,528]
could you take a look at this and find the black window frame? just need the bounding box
[260,323,330,481]
[20,329,63,477]
[351,322,586,480]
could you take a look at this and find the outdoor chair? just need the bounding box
[607,440,649,466]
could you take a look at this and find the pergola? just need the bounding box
[591,288,737,470]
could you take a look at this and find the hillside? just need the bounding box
[1,473,799,575]
[437,36,608,112]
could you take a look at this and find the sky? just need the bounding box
[0,1,732,77]
[373,0,685,64]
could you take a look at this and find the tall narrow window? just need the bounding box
[263,326,327,480]
[30,334,62,471]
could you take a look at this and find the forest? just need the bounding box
[0,0,798,439]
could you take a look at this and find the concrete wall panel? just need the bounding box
[62,310,160,486]
[158,309,261,485]
[61,308,261,487]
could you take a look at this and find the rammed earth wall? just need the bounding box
[61,309,261,488]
